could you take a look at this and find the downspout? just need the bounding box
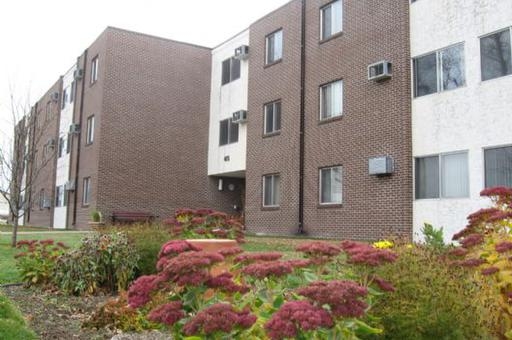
[26,103,38,224]
[72,51,87,226]
[297,0,306,235]
[49,77,64,229]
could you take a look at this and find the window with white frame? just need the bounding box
[61,87,69,109]
[264,100,281,135]
[320,166,343,204]
[221,57,241,85]
[321,0,343,40]
[91,56,99,84]
[263,174,280,207]
[86,115,95,145]
[485,146,512,188]
[320,80,343,120]
[266,30,283,65]
[219,118,239,146]
[415,152,469,199]
[83,177,91,205]
[58,137,65,158]
[480,28,512,81]
[55,185,66,207]
[39,189,46,210]
[413,44,466,97]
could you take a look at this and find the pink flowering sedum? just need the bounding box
[158,240,200,259]
[127,275,163,308]
[183,303,256,336]
[206,273,250,294]
[148,302,184,326]
[459,234,485,248]
[372,276,396,292]
[234,252,283,264]
[481,267,500,276]
[264,300,333,340]
[296,242,341,263]
[242,261,293,279]
[495,241,512,253]
[341,241,398,266]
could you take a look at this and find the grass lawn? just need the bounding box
[0,224,51,232]
[0,291,37,339]
[0,231,87,284]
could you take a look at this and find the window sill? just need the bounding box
[89,80,97,88]
[480,72,512,85]
[263,131,281,138]
[318,115,343,125]
[264,59,282,69]
[319,31,343,45]
[261,206,280,211]
[414,197,471,201]
[317,203,343,209]
[84,142,93,147]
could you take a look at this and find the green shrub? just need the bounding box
[15,239,69,286]
[421,223,446,252]
[365,244,497,340]
[53,232,139,295]
[101,223,173,276]
[0,293,37,340]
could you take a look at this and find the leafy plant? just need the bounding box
[90,210,102,223]
[164,208,244,242]
[15,239,69,286]
[0,292,37,340]
[421,223,446,252]
[53,232,139,295]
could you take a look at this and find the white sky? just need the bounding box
[0,0,290,145]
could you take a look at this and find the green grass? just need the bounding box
[0,292,37,339]
[0,232,87,284]
[0,225,51,232]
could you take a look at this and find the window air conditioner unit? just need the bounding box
[234,45,249,60]
[368,61,392,81]
[50,92,60,102]
[73,68,84,80]
[69,124,81,134]
[232,110,248,124]
[42,198,52,209]
[65,179,76,191]
[369,157,394,175]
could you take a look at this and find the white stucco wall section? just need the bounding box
[208,30,249,177]
[53,65,76,229]
[411,0,512,242]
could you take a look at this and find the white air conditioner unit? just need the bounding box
[73,68,84,80]
[42,198,52,209]
[369,156,394,175]
[50,92,60,102]
[234,45,249,60]
[368,61,392,81]
[232,110,248,124]
[65,179,76,191]
[69,124,81,134]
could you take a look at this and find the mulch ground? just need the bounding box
[1,285,116,340]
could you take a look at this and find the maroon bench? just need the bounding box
[111,211,157,224]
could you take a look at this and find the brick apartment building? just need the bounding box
[19,0,512,241]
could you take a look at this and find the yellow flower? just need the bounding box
[373,240,394,249]
[406,244,414,249]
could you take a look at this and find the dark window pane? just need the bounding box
[442,44,466,90]
[414,53,438,97]
[229,119,239,143]
[481,29,512,81]
[221,59,231,85]
[265,103,274,134]
[274,102,281,131]
[485,146,512,187]
[322,5,332,39]
[321,168,331,203]
[231,58,240,81]
[264,176,273,206]
[219,119,229,145]
[415,156,440,199]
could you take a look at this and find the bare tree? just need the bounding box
[0,87,56,247]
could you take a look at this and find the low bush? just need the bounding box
[15,239,69,286]
[164,208,244,242]
[53,232,139,295]
[0,292,37,340]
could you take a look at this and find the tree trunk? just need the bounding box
[11,216,18,247]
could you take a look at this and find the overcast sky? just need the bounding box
[0,0,290,144]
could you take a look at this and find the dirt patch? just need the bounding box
[1,285,116,340]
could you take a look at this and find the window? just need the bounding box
[485,146,512,188]
[86,115,95,145]
[70,81,75,103]
[61,87,68,109]
[321,0,343,40]
[221,57,241,85]
[91,56,99,84]
[264,101,281,135]
[415,152,469,199]
[55,185,66,207]
[66,134,71,154]
[39,189,46,209]
[320,80,343,120]
[481,28,512,81]
[413,44,466,97]
[263,174,280,207]
[219,118,239,146]
[83,177,91,205]
[266,29,283,65]
[319,166,343,204]
[58,137,65,158]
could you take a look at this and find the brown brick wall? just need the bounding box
[246,0,412,240]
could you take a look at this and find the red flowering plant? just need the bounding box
[15,239,69,286]
[163,208,245,242]
[448,187,512,337]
